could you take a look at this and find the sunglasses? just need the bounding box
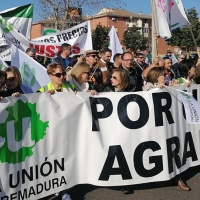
[138,57,144,59]
[111,76,117,79]
[179,58,185,60]
[0,81,5,87]
[6,77,16,81]
[52,72,66,78]
[83,72,90,75]
[88,55,97,58]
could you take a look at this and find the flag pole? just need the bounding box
[151,0,158,57]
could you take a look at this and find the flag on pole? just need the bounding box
[0,4,34,39]
[153,0,190,39]
[11,45,50,92]
[170,0,190,30]
[108,26,123,62]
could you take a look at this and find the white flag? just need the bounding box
[11,45,50,92]
[153,0,171,39]
[170,0,190,30]
[108,26,123,62]
[176,89,200,124]
[0,4,34,39]
[153,0,190,39]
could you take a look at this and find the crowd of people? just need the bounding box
[1,43,200,199]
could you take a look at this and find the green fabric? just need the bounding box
[1,4,34,18]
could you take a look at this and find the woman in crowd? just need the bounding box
[69,61,97,95]
[4,66,33,96]
[143,67,166,91]
[177,59,196,86]
[38,62,75,93]
[104,68,136,92]
[0,70,7,100]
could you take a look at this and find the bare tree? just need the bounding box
[37,0,125,30]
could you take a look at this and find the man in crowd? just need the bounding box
[111,53,122,69]
[26,48,36,59]
[120,52,141,91]
[134,53,148,78]
[52,43,72,68]
[83,49,102,90]
[97,48,113,90]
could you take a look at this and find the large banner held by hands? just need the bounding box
[0,86,200,199]
[0,15,92,61]
[11,44,50,92]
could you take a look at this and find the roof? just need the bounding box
[90,8,152,19]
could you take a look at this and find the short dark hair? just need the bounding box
[113,53,121,62]
[100,47,112,55]
[61,43,71,52]
[136,53,144,57]
[25,48,36,54]
[178,59,195,78]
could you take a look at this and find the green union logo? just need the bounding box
[20,62,36,86]
[0,100,49,164]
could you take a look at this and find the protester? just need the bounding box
[103,68,136,92]
[83,49,102,91]
[69,54,84,68]
[26,47,36,59]
[0,70,7,99]
[120,52,141,91]
[4,66,33,96]
[177,59,196,86]
[38,63,74,93]
[142,67,166,91]
[111,53,122,69]
[97,48,113,88]
[52,43,72,68]
[69,61,97,95]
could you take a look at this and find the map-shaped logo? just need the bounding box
[20,62,36,86]
[0,100,49,164]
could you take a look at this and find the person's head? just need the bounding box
[47,63,66,85]
[126,46,131,52]
[121,52,134,70]
[166,49,172,56]
[70,61,90,84]
[4,67,22,90]
[60,43,72,58]
[178,59,196,79]
[178,54,186,63]
[0,70,6,92]
[163,57,172,70]
[26,48,36,59]
[136,48,141,53]
[136,53,145,63]
[83,50,98,67]
[99,48,112,63]
[113,53,122,67]
[143,49,150,56]
[69,55,81,67]
[111,68,130,91]
[146,67,166,85]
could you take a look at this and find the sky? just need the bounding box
[0,0,199,22]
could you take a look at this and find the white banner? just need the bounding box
[11,45,50,92]
[0,85,200,199]
[108,26,123,62]
[0,16,92,61]
[0,56,8,70]
[176,89,200,124]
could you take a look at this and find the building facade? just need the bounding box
[30,8,182,55]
